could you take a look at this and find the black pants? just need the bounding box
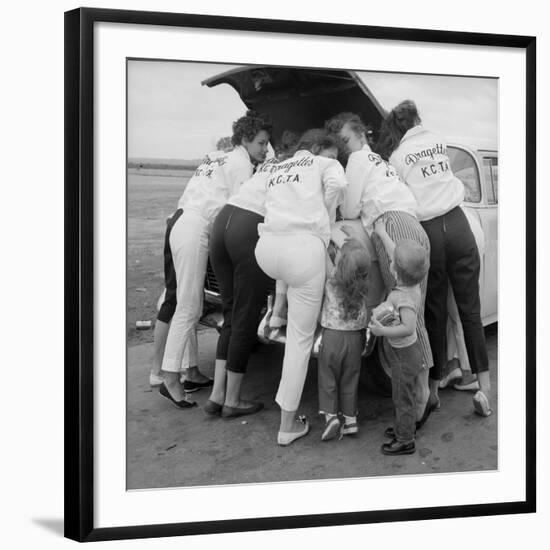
[209,205,271,373]
[157,209,184,323]
[421,206,488,380]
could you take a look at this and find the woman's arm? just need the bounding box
[341,153,367,219]
[226,150,255,196]
[321,159,348,224]
[388,149,404,179]
[369,306,416,338]
[373,218,396,259]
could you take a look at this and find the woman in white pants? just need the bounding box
[159,111,272,408]
[255,129,348,445]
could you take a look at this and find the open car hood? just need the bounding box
[202,66,387,145]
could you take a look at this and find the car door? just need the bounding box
[448,145,498,326]
[477,153,498,324]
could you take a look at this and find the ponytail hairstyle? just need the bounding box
[231,110,273,146]
[332,239,371,321]
[375,100,421,160]
[295,128,340,156]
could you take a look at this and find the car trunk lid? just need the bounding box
[202,66,387,145]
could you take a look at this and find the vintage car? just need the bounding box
[197,66,498,388]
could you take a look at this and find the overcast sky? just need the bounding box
[128,60,498,160]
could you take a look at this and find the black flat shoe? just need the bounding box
[416,394,440,429]
[381,438,415,455]
[159,383,197,409]
[221,402,264,419]
[183,378,214,393]
[204,399,223,416]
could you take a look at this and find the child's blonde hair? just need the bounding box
[393,239,430,286]
[332,239,371,321]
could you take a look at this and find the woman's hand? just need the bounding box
[373,218,387,236]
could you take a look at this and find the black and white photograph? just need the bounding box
[126,60,499,489]
[2,0,545,547]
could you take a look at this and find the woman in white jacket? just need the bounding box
[159,111,272,408]
[326,112,434,425]
[255,129,348,445]
[377,100,491,417]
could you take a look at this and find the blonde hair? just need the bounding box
[393,239,430,286]
[332,239,371,321]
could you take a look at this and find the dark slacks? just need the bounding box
[383,338,423,443]
[421,206,488,380]
[318,328,365,417]
[209,205,271,373]
[157,208,183,323]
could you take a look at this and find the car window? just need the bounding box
[482,156,498,205]
[448,146,481,203]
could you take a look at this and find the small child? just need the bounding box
[369,219,430,455]
[318,239,371,441]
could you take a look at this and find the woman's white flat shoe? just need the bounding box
[149,372,164,387]
[277,418,309,446]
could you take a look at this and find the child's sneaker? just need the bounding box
[454,372,479,391]
[321,416,341,441]
[342,421,358,436]
[439,360,463,389]
[473,390,492,417]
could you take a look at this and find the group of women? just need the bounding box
[151,101,492,446]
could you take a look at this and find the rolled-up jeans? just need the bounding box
[255,233,326,411]
[161,209,210,373]
[383,338,423,444]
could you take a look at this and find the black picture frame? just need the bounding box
[64,7,537,543]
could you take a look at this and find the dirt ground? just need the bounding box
[127,169,195,347]
[127,326,498,489]
[126,172,498,490]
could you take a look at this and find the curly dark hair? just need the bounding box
[295,128,340,155]
[231,110,273,146]
[375,100,421,160]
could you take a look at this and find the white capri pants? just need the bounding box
[178,328,198,370]
[161,210,210,373]
[156,289,198,369]
[255,233,326,411]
